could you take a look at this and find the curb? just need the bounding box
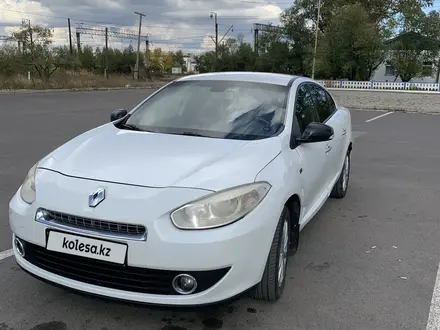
[1,86,439,115]
[0,86,161,94]
[348,106,440,114]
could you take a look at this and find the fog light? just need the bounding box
[172,274,197,295]
[14,237,25,257]
[35,208,49,222]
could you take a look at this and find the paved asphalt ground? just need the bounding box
[0,90,439,330]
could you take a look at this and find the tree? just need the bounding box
[164,52,174,72]
[387,32,438,81]
[256,29,294,73]
[54,46,81,72]
[386,6,440,82]
[79,45,95,71]
[150,48,166,72]
[0,44,24,77]
[280,8,314,75]
[288,0,433,36]
[195,51,216,73]
[319,3,384,80]
[11,23,62,81]
[172,50,185,68]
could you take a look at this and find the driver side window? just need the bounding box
[294,83,319,134]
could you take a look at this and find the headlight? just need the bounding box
[20,163,37,204]
[171,182,271,230]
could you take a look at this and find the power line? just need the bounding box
[0,8,284,29]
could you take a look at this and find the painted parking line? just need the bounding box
[365,111,394,123]
[427,263,440,330]
[0,249,13,261]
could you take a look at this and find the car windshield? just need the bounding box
[124,80,289,140]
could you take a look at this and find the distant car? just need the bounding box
[10,72,352,306]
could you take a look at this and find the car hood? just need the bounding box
[38,123,282,191]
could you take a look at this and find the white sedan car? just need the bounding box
[9,72,352,306]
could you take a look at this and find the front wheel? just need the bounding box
[249,206,290,302]
[330,151,351,199]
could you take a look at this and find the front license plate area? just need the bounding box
[46,231,128,265]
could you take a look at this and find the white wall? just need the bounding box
[183,54,198,73]
[371,62,437,83]
[371,50,438,83]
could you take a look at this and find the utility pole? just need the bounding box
[311,0,321,79]
[68,18,73,55]
[76,32,81,53]
[134,11,146,80]
[105,27,108,79]
[210,12,218,57]
[145,39,151,80]
[22,18,32,54]
[254,27,259,54]
[27,20,33,51]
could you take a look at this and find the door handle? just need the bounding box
[325,145,332,153]
[342,129,347,136]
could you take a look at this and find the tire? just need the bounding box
[249,206,291,302]
[330,151,351,199]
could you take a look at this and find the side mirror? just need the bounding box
[296,122,334,144]
[110,109,128,122]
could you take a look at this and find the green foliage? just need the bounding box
[317,3,385,80]
[1,0,439,86]
[386,8,440,81]
[0,23,187,84]
[194,0,439,82]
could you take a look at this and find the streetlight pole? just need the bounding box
[210,12,218,57]
[134,11,146,80]
[311,0,321,79]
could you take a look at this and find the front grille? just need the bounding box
[41,209,146,239]
[23,240,230,295]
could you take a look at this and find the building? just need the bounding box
[372,59,436,83]
[183,53,198,73]
[371,31,439,83]
[171,66,182,74]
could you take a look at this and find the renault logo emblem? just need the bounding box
[89,188,105,208]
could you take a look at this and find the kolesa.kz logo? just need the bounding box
[62,237,111,257]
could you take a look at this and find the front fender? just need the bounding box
[254,150,303,224]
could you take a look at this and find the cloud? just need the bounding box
[0,0,52,25]
[163,3,282,21]
[0,0,289,53]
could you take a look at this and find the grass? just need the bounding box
[0,71,182,91]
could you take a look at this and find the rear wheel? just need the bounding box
[330,151,350,199]
[249,206,291,301]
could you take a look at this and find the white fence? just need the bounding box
[316,80,440,92]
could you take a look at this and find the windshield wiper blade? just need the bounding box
[180,131,207,137]
[122,124,154,132]
[122,124,142,131]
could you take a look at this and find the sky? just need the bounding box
[0,0,295,55]
[1,0,440,55]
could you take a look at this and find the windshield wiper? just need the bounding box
[166,131,207,137]
[121,124,154,132]
[121,124,142,131]
[181,131,206,137]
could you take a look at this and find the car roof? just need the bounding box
[176,72,306,87]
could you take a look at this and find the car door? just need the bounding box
[292,83,329,223]
[311,84,344,185]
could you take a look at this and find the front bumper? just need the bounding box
[9,170,283,306]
